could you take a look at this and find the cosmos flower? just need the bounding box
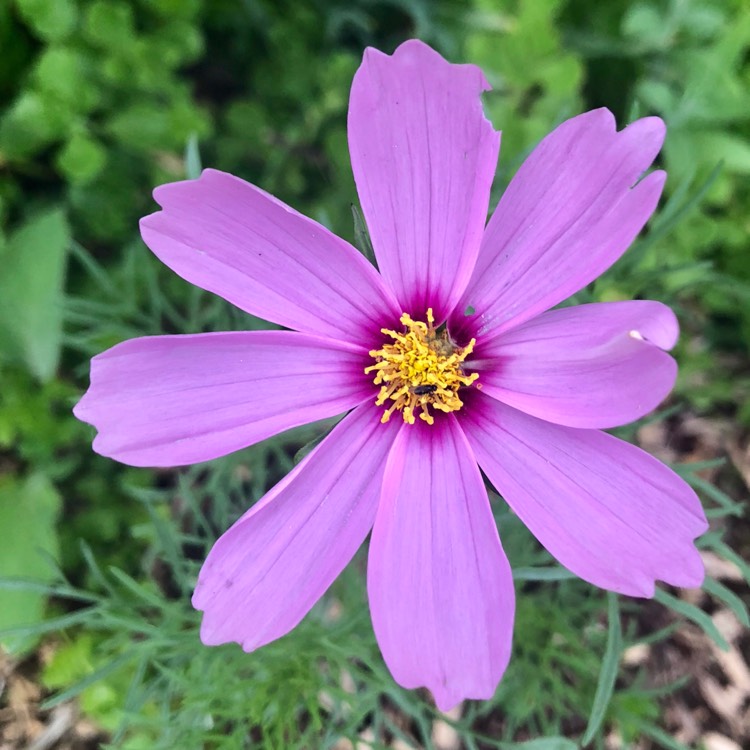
[74,40,708,710]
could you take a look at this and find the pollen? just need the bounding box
[365,308,479,425]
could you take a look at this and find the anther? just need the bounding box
[365,308,478,426]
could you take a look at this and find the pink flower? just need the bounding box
[74,40,707,710]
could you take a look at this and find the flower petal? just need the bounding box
[451,109,666,341]
[193,402,399,651]
[469,301,679,428]
[140,169,400,342]
[368,417,514,710]
[348,39,500,322]
[74,331,372,467]
[464,396,707,597]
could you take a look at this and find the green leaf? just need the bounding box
[42,650,134,711]
[512,566,578,581]
[0,91,73,158]
[14,0,77,41]
[351,203,376,267]
[622,4,667,49]
[184,133,202,180]
[707,539,750,584]
[0,473,62,654]
[106,98,209,152]
[42,632,97,689]
[691,131,750,175]
[82,0,134,48]
[0,208,69,380]
[582,592,622,745]
[293,428,331,465]
[34,46,95,111]
[56,133,107,184]
[702,577,750,627]
[688,474,745,517]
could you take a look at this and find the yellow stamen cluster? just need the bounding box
[365,308,478,425]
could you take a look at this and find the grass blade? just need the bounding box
[702,577,749,627]
[654,589,729,650]
[513,567,578,582]
[582,592,622,745]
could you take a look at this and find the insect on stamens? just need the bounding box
[365,308,478,425]
[412,384,438,396]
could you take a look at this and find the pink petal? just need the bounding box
[464,396,707,597]
[368,417,514,711]
[469,301,679,428]
[451,109,666,341]
[140,169,400,343]
[73,331,372,467]
[348,39,500,322]
[193,402,399,651]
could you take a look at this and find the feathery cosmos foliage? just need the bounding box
[74,40,707,710]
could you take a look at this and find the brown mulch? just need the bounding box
[0,649,106,750]
[617,556,749,750]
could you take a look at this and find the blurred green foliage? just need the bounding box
[0,473,61,653]
[0,0,208,242]
[0,208,69,380]
[0,0,748,747]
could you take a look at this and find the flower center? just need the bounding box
[365,308,478,425]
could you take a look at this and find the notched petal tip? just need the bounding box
[629,543,706,600]
[582,106,616,127]
[349,38,500,320]
[624,114,666,146]
[624,122,667,192]
[139,167,399,340]
[473,299,681,429]
[678,544,708,589]
[147,173,196,209]
[391,38,494,91]
[191,403,398,657]
[359,38,495,117]
[391,658,503,714]
[73,332,374,468]
[71,392,90,422]
[465,398,709,600]
[196,611,232,648]
[631,166,667,206]
[368,420,513,712]
[630,299,679,351]
[429,674,499,712]
[431,690,479,714]
[582,107,665,148]
[146,168,236,211]
[453,106,668,341]
[195,593,266,652]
